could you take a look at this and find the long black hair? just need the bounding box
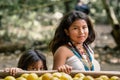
[49,10,95,54]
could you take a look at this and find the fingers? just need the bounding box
[65,65,72,74]
[58,65,72,74]
[4,68,9,72]
[4,67,22,76]
[10,68,17,76]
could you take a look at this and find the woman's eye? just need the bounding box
[83,26,88,29]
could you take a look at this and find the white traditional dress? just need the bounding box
[65,43,100,71]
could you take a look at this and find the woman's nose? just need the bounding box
[78,29,84,34]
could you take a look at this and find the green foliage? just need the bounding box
[89,0,120,24]
[0,0,119,51]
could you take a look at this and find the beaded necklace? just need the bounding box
[68,42,94,71]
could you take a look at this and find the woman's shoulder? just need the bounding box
[56,45,71,53]
[58,45,69,49]
[54,45,73,57]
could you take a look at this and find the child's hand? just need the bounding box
[4,67,23,76]
[57,64,72,74]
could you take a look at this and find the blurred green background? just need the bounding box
[0,0,120,70]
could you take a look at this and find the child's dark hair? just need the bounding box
[17,49,47,70]
[49,10,95,54]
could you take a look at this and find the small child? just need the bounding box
[4,49,47,75]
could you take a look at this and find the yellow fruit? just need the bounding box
[51,77,60,80]
[99,75,109,80]
[27,73,38,80]
[110,76,120,80]
[73,77,83,80]
[60,72,72,80]
[21,73,29,79]
[74,73,85,79]
[52,72,62,78]
[95,77,103,80]
[83,75,94,80]
[42,73,53,80]
[37,76,42,80]
[16,77,27,80]
[4,76,16,80]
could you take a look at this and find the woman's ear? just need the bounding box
[64,29,69,36]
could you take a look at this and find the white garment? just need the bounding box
[66,55,100,71]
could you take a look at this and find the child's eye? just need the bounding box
[73,27,78,30]
[40,66,44,70]
[32,68,36,70]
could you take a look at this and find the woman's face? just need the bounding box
[27,60,44,71]
[65,19,89,45]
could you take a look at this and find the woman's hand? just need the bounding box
[57,64,72,74]
[4,67,23,76]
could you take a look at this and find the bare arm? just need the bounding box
[53,46,67,70]
[53,46,73,74]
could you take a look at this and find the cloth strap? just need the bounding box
[70,44,94,71]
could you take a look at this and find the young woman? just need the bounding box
[49,10,100,73]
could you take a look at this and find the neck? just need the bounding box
[69,41,85,55]
[70,41,84,51]
[71,41,83,46]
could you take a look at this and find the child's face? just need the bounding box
[65,19,88,44]
[27,60,44,71]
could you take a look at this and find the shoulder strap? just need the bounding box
[69,47,82,59]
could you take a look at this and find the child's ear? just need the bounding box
[64,29,69,36]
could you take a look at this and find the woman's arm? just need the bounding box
[53,46,67,70]
[53,46,73,74]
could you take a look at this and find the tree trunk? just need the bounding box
[101,0,120,48]
[64,1,71,13]
[0,15,2,28]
